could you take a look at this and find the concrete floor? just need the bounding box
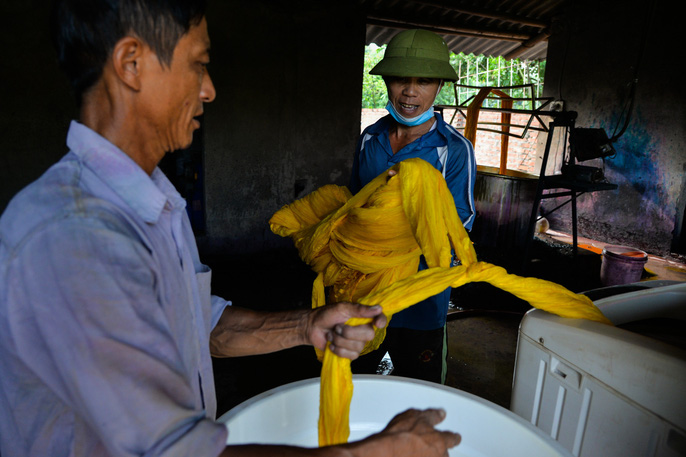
[208,233,686,417]
[445,312,521,409]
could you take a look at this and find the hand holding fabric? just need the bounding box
[307,303,387,360]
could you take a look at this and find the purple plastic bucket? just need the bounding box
[600,245,648,286]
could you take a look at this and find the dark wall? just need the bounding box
[540,0,686,256]
[0,1,77,212]
[200,0,365,255]
[0,0,365,258]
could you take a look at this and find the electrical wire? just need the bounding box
[609,0,658,143]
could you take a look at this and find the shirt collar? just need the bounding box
[66,121,185,224]
[366,114,394,136]
[432,112,452,140]
[420,112,450,147]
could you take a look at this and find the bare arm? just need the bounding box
[211,168,398,358]
[209,306,310,357]
[217,408,460,457]
[209,303,387,359]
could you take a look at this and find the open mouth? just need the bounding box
[192,113,203,129]
[399,102,419,112]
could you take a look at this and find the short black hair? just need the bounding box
[50,0,207,106]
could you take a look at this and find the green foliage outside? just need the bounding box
[361,44,389,109]
[362,44,546,110]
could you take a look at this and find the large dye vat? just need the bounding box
[218,375,573,456]
[471,165,538,259]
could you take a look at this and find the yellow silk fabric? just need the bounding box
[269,158,611,447]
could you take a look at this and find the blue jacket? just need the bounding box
[349,112,476,330]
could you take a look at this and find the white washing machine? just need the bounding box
[511,280,686,457]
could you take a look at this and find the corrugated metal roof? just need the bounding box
[360,0,568,60]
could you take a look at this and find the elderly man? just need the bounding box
[349,29,477,384]
[0,1,460,456]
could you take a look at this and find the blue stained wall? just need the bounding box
[540,0,685,256]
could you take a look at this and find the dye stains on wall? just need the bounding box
[540,0,685,256]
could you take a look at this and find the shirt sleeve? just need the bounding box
[5,214,228,457]
[444,136,477,231]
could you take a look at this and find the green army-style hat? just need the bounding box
[370,29,458,81]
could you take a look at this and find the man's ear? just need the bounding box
[111,36,145,91]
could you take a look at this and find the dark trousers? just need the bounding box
[351,326,447,384]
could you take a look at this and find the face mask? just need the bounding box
[385,101,435,126]
[385,82,443,127]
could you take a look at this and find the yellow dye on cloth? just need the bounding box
[269,158,474,358]
[269,158,612,447]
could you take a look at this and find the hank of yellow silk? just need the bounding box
[317,262,611,445]
[270,159,476,360]
[269,158,611,447]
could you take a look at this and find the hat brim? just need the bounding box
[370,57,457,81]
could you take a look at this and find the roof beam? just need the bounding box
[366,14,532,41]
[503,29,551,59]
[411,0,549,28]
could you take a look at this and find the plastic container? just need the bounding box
[600,245,648,286]
[219,375,573,457]
[511,281,686,457]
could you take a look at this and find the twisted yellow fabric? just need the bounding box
[269,158,611,447]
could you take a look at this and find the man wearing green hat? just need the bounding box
[349,29,476,384]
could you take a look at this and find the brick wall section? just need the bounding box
[360,108,389,132]
[361,108,540,174]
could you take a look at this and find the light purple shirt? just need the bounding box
[0,121,230,456]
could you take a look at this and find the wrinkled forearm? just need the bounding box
[209,306,312,357]
[217,432,430,457]
[218,444,348,457]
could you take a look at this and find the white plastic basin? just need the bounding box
[218,375,573,456]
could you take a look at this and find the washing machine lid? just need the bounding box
[518,281,686,429]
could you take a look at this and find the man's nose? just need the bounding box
[402,81,418,96]
[201,71,216,103]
